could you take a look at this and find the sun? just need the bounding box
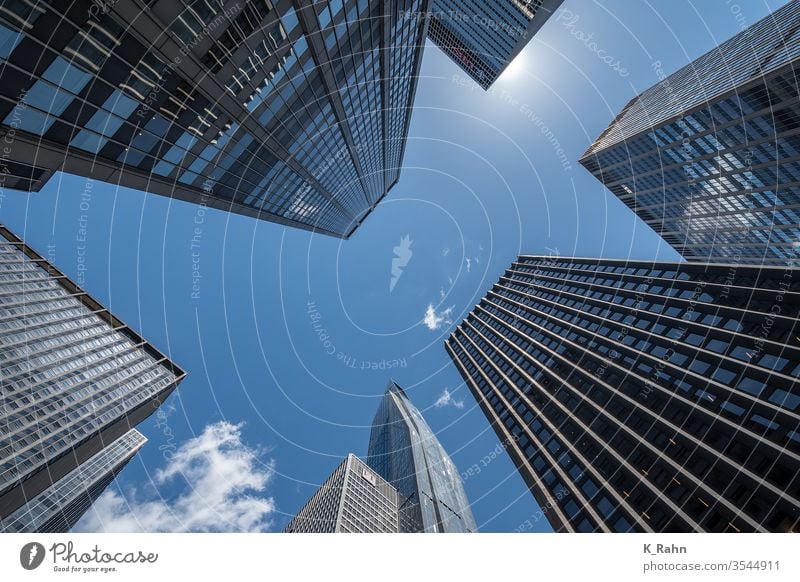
[501,54,528,81]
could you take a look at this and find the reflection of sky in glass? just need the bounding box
[587,86,800,265]
[586,2,800,153]
[367,381,477,533]
[2,430,146,533]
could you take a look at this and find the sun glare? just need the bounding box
[502,54,528,80]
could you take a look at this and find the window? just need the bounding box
[724,319,744,332]
[712,366,736,384]
[737,377,764,396]
[281,6,299,32]
[685,333,704,346]
[0,0,44,30]
[758,353,789,372]
[564,500,580,518]
[722,401,744,416]
[614,515,633,532]
[6,107,51,134]
[751,414,779,431]
[706,338,727,353]
[689,358,710,374]
[3,56,92,135]
[581,478,599,498]
[0,21,22,59]
[730,345,752,361]
[169,0,222,43]
[120,52,165,101]
[597,496,615,518]
[768,388,800,411]
[24,81,73,116]
[64,16,124,71]
[70,90,138,154]
[41,56,92,94]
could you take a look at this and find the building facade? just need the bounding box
[284,453,399,533]
[580,1,800,266]
[0,225,184,532]
[367,380,477,532]
[427,0,563,88]
[0,0,430,238]
[446,254,800,532]
[1,429,146,532]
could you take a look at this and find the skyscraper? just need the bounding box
[446,254,800,532]
[284,454,400,533]
[1,430,146,533]
[580,1,800,266]
[0,0,430,238]
[427,0,563,88]
[0,225,184,532]
[367,380,477,532]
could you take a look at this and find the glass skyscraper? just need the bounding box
[0,0,429,238]
[284,453,400,533]
[427,0,563,88]
[0,225,184,532]
[580,1,800,266]
[446,255,800,532]
[1,429,146,532]
[367,380,477,532]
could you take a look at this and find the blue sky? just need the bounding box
[0,0,788,532]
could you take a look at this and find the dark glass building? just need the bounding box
[580,1,800,266]
[446,254,800,532]
[427,0,563,88]
[284,453,400,533]
[0,225,184,532]
[0,0,430,238]
[367,380,477,532]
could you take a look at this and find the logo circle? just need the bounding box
[20,542,46,570]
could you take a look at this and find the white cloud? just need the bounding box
[75,421,276,533]
[434,388,465,409]
[423,304,454,330]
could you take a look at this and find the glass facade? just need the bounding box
[285,454,399,533]
[580,1,800,266]
[1,429,146,533]
[427,0,563,89]
[0,0,430,238]
[0,225,184,531]
[446,255,800,532]
[367,380,477,532]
